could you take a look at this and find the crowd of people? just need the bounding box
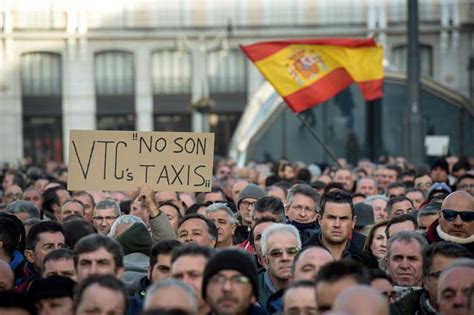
[0,154,473,315]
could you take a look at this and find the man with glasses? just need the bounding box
[92,199,120,236]
[234,184,266,244]
[390,242,471,315]
[17,221,66,292]
[285,184,320,243]
[304,190,378,268]
[414,174,434,195]
[258,223,301,309]
[202,249,265,315]
[426,191,474,254]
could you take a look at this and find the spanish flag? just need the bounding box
[240,38,383,113]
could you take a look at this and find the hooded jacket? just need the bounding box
[117,223,152,294]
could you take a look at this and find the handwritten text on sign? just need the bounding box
[68,130,215,192]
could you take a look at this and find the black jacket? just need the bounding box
[303,232,379,268]
[390,289,437,315]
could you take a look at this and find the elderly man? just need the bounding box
[60,200,84,222]
[206,203,236,249]
[334,168,355,193]
[390,242,472,315]
[92,199,121,236]
[258,223,301,309]
[425,191,474,254]
[437,259,474,315]
[356,177,378,197]
[202,249,265,315]
[22,187,43,211]
[365,194,389,223]
[386,231,427,297]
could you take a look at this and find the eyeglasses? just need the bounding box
[416,182,433,188]
[240,200,256,208]
[441,209,474,222]
[93,216,119,223]
[428,270,443,279]
[290,205,316,213]
[268,247,299,258]
[382,291,399,302]
[208,274,250,286]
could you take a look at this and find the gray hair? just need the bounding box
[143,278,198,312]
[261,223,302,255]
[387,231,428,259]
[94,199,120,217]
[61,200,84,216]
[286,184,320,211]
[438,258,474,292]
[364,194,389,205]
[6,200,41,220]
[108,215,144,238]
[356,177,377,189]
[417,202,441,220]
[206,202,237,225]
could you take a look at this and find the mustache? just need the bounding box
[217,295,239,304]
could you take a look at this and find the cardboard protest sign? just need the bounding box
[68,130,214,192]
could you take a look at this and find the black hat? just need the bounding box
[237,184,265,209]
[430,158,449,174]
[28,276,75,301]
[202,249,258,299]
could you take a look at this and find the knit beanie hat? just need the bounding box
[202,249,258,299]
[237,184,266,208]
[431,158,449,174]
[116,222,152,256]
[28,275,75,301]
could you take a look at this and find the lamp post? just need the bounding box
[179,33,226,133]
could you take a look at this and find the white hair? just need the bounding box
[108,214,144,238]
[144,278,198,312]
[261,223,301,255]
[206,202,237,225]
[364,194,389,205]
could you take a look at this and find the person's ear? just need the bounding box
[262,255,269,269]
[352,215,357,229]
[230,224,237,235]
[116,266,125,279]
[24,249,35,264]
[210,238,217,248]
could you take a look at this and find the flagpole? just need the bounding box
[295,113,342,168]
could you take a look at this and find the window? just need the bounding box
[392,44,433,78]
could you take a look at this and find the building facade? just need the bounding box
[0,0,473,166]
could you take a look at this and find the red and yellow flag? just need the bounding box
[240,38,383,113]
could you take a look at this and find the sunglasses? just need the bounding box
[268,247,299,258]
[441,209,474,222]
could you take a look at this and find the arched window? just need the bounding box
[94,50,135,130]
[21,52,63,164]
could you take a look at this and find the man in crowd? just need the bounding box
[71,191,95,223]
[425,191,473,254]
[42,248,77,281]
[390,242,472,314]
[22,187,43,211]
[206,202,237,249]
[387,196,415,217]
[291,246,334,281]
[135,239,181,300]
[314,260,370,313]
[417,202,441,231]
[18,221,66,292]
[170,244,213,315]
[364,194,389,223]
[143,278,198,314]
[304,190,378,267]
[177,214,218,248]
[355,177,378,197]
[333,285,389,315]
[92,199,121,236]
[414,173,434,195]
[334,168,354,193]
[6,200,41,223]
[28,275,75,315]
[374,165,399,193]
[202,249,266,315]
[437,259,474,315]
[258,223,301,308]
[282,280,317,315]
[385,214,417,238]
[234,184,266,244]
[60,200,85,222]
[386,231,426,297]
[386,182,407,199]
[406,188,426,209]
[73,234,124,282]
[285,183,320,242]
[73,275,128,315]
[42,186,70,221]
[456,174,474,196]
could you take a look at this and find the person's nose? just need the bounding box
[451,291,467,308]
[399,258,411,269]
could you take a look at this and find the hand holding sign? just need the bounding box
[68,130,215,192]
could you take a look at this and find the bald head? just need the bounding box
[333,285,389,315]
[439,191,474,239]
[0,260,14,291]
[293,246,334,281]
